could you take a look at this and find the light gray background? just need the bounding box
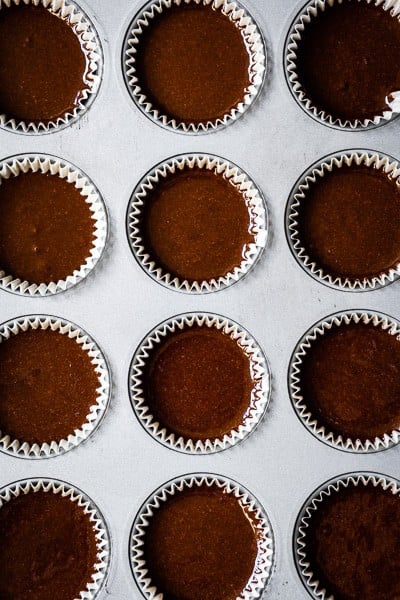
[1,0,400,597]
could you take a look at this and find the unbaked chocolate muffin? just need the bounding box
[302,479,400,600]
[294,0,400,123]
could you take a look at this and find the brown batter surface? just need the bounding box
[143,484,259,600]
[0,171,95,284]
[304,482,400,600]
[295,1,400,121]
[0,489,98,600]
[0,4,86,123]
[298,321,400,441]
[142,167,253,282]
[144,325,254,440]
[135,3,250,124]
[296,164,400,281]
[0,327,99,445]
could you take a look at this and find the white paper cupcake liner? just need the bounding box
[127,153,267,293]
[294,471,400,600]
[289,309,400,453]
[284,0,400,130]
[286,149,400,291]
[122,0,266,134]
[0,0,103,135]
[0,314,111,458]
[129,473,274,599]
[0,477,111,599]
[0,153,108,296]
[129,312,270,453]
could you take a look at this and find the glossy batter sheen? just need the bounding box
[298,322,400,441]
[296,164,400,280]
[0,490,98,600]
[143,485,259,600]
[144,326,254,440]
[0,4,86,123]
[304,482,400,600]
[135,3,250,123]
[296,1,400,121]
[0,328,99,445]
[0,171,95,284]
[142,167,253,282]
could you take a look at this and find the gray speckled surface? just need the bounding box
[1,0,400,598]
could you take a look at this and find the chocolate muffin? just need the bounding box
[0,3,87,124]
[133,2,251,125]
[297,318,400,443]
[0,170,95,285]
[294,162,400,283]
[294,0,400,123]
[0,326,100,446]
[0,488,99,600]
[140,165,253,283]
[142,324,256,441]
[142,483,260,600]
[301,478,400,600]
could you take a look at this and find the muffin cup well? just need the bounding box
[294,471,400,600]
[289,310,400,453]
[122,0,266,134]
[129,312,270,454]
[284,0,400,130]
[126,153,267,293]
[0,314,111,459]
[0,0,103,134]
[0,154,108,296]
[285,149,400,291]
[129,473,274,599]
[0,477,111,599]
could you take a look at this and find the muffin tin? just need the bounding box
[1,0,400,598]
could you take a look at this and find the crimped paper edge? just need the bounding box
[129,473,274,599]
[127,153,267,294]
[294,472,400,599]
[285,0,400,130]
[0,0,103,134]
[123,0,266,134]
[129,312,270,453]
[286,150,400,291]
[0,154,108,296]
[0,477,111,599]
[289,310,400,452]
[0,314,111,458]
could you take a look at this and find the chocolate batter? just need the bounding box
[0,489,98,600]
[295,1,400,121]
[142,167,253,282]
[0,171,95,284]
[0,327,99,445]
[135,3,250,124]
[144,325,254,440]
[298,321,400,441]
[0,4,86,123]
[143,484,259,600]
[296,164,400,281]
[304,482,400,600]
